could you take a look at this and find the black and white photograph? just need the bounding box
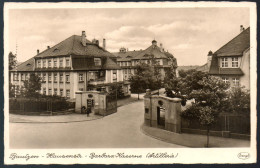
[4,1,257,164]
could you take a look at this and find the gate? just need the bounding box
[106,89,117,114]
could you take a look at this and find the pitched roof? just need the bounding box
[177,65,200,71]
[35,35,116,58]
[209,28,250,75]
[133,45,171,60]
[103,57,121,70]
[196,63,209,72]
[214,27,250,57]
[113,50,143,61]
[12,57,34,72]
[71,56,120,70]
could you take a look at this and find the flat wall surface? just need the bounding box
[144,94,181,133]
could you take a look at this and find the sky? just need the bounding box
[8,7,249,66]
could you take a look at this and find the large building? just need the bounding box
[10,31,131,99]
[209,26,250,89]
[113,40,177,81]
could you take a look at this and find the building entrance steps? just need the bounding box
[141,124,250,148]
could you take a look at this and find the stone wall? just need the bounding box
[75,91,114,116]
[144,89,182,133]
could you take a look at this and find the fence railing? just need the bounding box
[9,98,75,113]
[181,113,250,135]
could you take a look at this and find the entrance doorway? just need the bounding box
[157,106,165,128]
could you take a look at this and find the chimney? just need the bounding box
[103,38,106,50]
[81,31,87,46]
[160,43,163,51]
[37,49,40,54]
[47,46,50,49]
[240,25,245,32]
[207,50,213,69]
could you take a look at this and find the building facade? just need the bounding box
[10,31,130,99]
[209,26,250,89]
[113,40,177,81]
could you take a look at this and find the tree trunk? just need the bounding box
[206,126,210,148]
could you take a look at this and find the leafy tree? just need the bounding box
[182,105,216,147]
[9,83,15,98]
[9,52,17,70]
[164,69,208,105]
[23,73,41,98]
[227,87,250,114]
[181,75,230,147]
[130,63,162,99]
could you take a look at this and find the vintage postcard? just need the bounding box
[4,1,257,165]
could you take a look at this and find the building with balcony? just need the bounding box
[10,31,130,99]
[209,26,250,89]
[113,40,177,81]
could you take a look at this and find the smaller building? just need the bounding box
[209,26,250,89]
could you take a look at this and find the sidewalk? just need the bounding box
[9,113,103,123]
[141,124,250,148]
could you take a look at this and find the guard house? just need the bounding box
[144,89,182,133]
[75,89,117,116]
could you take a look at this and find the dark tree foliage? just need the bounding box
[130,62,162,99]
[164,69,209,105]
[9,52,17,70]
[9,83,15,98]
[23,73,42,98]
[226,87,250,114]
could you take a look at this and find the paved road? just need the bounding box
[9,100,184,148]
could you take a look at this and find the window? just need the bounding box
[42,73,46,82]
[66,74,70,83]
[232,57,238,67]
[60,89,63,96]
[14,73,18,81]
[79,74,84,82]
[48,59,52,67]
[25,74,29,80]
[53,59,57,68]
[113,70,117,81]
[21,73,25,81]
[66,89,70,98]
[222,77,229,83]
[54,88,57,95]
[221,58,228,67]
[79,88,84,91]
[43,88,46,95]
[59,59,63,67]
[60,73,63,83]
[37,60,41,68]
[66,59,70,67]
[48,89,52,95]
[94,58,101,66]
[48,74,52,82]
[54,73,57,83]
[43,60,46,68]
[232,78,240,86]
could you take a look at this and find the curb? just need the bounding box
[10,99,142,124]
[9,115,104,124]
[140,124,189,147]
